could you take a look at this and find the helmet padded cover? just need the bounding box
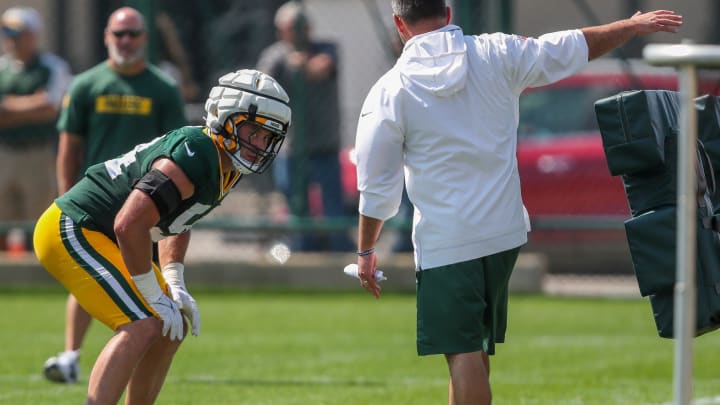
[204,69,291,133]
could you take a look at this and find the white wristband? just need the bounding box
[162,262,185,286]
[132,270,163,302]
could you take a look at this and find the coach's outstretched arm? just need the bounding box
[581,10,682,60]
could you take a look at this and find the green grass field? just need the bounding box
[0,287,718,405]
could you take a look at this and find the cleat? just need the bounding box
[43,352,79,383]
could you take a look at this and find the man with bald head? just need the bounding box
[44,6,187,384]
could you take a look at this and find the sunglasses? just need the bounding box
[110,29,143,39]
[1,27,23,37]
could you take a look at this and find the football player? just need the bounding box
[33,69,291,404]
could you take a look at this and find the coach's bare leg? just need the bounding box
[125,324,185,404]
[446,351,491,405]
[65,295,92,351]
[86,318,162,405]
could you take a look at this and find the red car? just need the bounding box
[518,59,678,220]
[519,59,720,220]
[517,59,719,273]
[517,60,717,216]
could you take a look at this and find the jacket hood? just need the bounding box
[397,25,467,97]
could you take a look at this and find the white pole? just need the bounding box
[674,62,697,405]
[643,42,720,405]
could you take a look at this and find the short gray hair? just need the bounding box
[274,1,307,29]
[391,0,446,24]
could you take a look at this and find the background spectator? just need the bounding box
[0,6,70,223]
[257,0,353,252]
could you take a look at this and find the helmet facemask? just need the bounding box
[219,110,286,174]
[204,69,292,174]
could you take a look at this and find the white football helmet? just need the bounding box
[205,69,291,174]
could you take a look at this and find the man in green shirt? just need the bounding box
[34,68,291,404]
[44,6,188,384]
[0,6,71,221]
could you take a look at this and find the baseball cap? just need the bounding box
[1,7,41,37]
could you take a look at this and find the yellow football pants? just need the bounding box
[33,203,166,330]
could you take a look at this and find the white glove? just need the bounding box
[162,262,201,336]
[132,270,184,341]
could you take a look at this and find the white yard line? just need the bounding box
[649,396,720,405]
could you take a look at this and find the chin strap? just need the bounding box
[247,103,258,122]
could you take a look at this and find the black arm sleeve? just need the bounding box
[133,168,182,217]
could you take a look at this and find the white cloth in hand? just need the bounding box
[162,262,201,336]
[132,270,184,341]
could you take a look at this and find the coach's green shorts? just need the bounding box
[416,247,521,356]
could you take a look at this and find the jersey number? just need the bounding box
[104,135,164,179]
[167,202,213,233]
[150,202,213,241]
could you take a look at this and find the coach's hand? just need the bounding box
[358,252,381,299]
[132,270,184,340]
[162,263,201,336]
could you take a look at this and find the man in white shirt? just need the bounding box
[353,1,681,404]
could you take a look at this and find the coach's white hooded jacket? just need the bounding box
[355,24,588,269]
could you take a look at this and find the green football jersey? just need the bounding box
[56,61,188,173]
[56,126,240,240]
[0,53,71,143]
